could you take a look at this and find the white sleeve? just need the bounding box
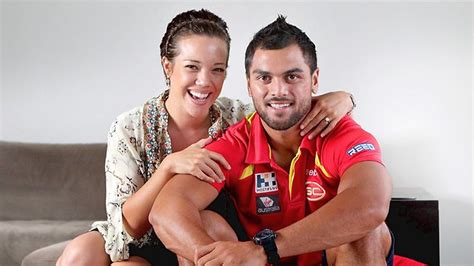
[215,96,255,125]
[91,107,145,261]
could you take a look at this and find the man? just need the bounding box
[150,16,393,265]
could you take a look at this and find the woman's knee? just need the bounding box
[58,231,109,266]
[111,256,151,266]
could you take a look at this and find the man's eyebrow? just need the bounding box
[251,69,271,75]
[252,68,304,75]
[283,68,304,74]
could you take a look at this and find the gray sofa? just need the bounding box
[0,141,107,266]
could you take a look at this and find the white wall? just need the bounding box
[1,1,472,264]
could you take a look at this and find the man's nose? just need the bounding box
[269,78,288,97]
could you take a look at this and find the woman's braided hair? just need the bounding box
[160,9,231,64]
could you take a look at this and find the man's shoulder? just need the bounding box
[209,117,251,150]
[318,115,382,177]
[318,115,380,162]
[323,115,374,142]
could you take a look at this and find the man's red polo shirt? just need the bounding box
[205,112,383,265]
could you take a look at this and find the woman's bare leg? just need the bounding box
[57,231,110,266]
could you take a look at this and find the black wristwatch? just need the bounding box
[253,229,280,266]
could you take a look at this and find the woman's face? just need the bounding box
[164,35,228,119]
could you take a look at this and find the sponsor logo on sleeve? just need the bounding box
[255,172,278,193]
[347,143,376,156]
[256,195,281,214]
[305,181,326,201]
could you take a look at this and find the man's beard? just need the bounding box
[254,98,311,131]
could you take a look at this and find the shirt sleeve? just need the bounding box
[91,107,145,262]
[215,96,255,125]
[204,124,248,192]
[321,116,383,178]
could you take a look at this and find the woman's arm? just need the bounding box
[99,109,146,261]
[122,138,230,239]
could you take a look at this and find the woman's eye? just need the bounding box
[186,65,198,70]
[213,68,225,73]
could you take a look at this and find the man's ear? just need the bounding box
[246,77,252,97]
[311,68,319,94]
[161,57,173,77]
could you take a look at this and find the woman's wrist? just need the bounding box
[346,92,356,114]
[156,155,175,180]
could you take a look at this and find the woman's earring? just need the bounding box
[165,76,171,88]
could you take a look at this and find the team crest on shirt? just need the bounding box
[255,172,278,193]
[256,195,281,214]
[305,181,326,201]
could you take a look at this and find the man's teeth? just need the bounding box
[189,91,210,100]
[270,103,290,109]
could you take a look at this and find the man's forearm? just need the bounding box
[276,162,391,258]
[149,174,219,261]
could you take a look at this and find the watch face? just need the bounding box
[255,229,276,243]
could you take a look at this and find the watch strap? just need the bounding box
[264,241,280,265]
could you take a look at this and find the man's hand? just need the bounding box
[195,241,267,266]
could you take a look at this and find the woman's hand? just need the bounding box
[162,137,231,183]
[300,91,355,139]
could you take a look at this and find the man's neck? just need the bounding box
[261,121,303,172]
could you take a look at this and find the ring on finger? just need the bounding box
[324,117,331,124]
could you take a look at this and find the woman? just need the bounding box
[57,9,354,266]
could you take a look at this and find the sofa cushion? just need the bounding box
[22,241,69,266]
[0,141,107,220]
[0,220,94,266]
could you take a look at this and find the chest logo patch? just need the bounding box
[255,172,278,193]
[256,195,281,214]
[305,181,326,201]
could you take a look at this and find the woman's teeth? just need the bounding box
[189,90,210,100]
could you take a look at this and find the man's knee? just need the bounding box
[326,223,391,265]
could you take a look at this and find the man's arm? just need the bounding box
[276,161,391,257]
[149,174,219,261]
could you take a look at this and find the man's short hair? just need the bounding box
[244,15,318,77]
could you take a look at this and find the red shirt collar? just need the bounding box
[244,113,316,164]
